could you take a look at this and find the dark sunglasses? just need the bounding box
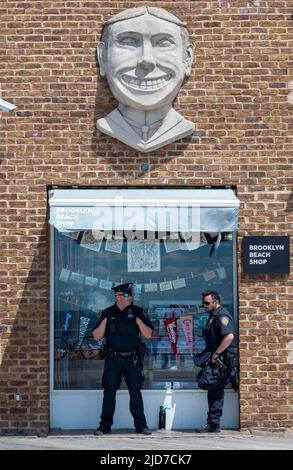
[203,301,212,306]
[115,292,131,298]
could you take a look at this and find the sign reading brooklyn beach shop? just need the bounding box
[243,236,290,274]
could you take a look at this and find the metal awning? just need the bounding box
[49,188,240,233]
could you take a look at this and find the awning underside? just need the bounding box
[49,189,240,233]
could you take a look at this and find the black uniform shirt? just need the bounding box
[204,306,235,353]
[93,303,153,351]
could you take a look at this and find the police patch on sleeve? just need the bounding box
[220,316,230,326]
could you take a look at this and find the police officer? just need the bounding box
[92,283,153,435]
[195,290,236,433]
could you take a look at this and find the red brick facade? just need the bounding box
[0,0,292,434]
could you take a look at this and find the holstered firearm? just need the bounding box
[137,342,146,362]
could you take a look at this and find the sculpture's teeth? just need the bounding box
[122,74,171,90]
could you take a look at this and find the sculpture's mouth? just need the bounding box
[121,74,172,91]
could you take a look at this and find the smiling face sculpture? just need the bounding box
[97,7,194,152]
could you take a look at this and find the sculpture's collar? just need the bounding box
[96,108,194,152]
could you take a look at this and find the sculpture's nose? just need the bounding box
[137,40,155,71]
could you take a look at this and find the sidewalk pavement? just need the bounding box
[0,429,293,450]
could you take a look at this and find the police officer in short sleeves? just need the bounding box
[92,283,153,435]
[195,290,236,433]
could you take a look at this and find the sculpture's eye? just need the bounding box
[154,37,175,48]
[118,36,140,47]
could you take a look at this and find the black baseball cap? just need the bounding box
[112,283,133,295]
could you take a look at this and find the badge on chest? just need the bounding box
[208,317,214,327]
[126,308,134,319]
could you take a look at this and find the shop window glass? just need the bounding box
[53,229,236,390]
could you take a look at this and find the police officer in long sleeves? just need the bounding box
[195,290,236,433]
[92,283,153,435]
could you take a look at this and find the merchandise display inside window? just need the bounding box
[53,229,236,390]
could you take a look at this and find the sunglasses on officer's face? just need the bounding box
[203,301,212,306]
[115,292,132,298]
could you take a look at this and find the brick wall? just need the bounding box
[0,0,292,434]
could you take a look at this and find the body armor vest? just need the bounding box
[106,308,141,351]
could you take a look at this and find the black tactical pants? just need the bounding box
[207,375,229,428]
[99,355,147,430]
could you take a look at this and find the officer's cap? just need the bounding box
[112,283,133,295]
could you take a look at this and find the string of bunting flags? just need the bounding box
[59,265,227,293]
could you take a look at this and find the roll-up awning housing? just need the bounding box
[49,188,240,233]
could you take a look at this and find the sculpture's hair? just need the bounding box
[101,6,189,47]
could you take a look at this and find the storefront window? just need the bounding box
[53,228,236,390]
